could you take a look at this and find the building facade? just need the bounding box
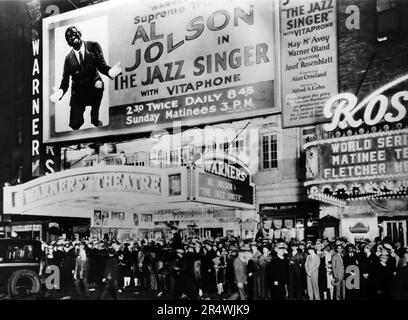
[2,0,408,245]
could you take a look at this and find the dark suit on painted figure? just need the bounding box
[50,26,121,130]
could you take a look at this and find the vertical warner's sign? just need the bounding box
[32,31,41,177]
[31,0,57,177]
[280,0,338,128]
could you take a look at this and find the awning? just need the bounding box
[3,165,255,219]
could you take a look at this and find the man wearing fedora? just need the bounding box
[248,242,262,300]
[201,239,217,296]
[267,242,289,300]
[288,241,306,300]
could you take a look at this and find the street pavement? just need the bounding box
[0,286,162,300]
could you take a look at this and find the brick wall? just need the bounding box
[338,0,408,98]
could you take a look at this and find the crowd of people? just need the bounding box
[39,230,408,300]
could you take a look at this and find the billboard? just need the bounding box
[43,0,277,143]
[280,0,338,128]
[309,131,408,181]
[196,171,254,206]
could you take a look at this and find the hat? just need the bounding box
[239,245,251,252]
[204,239,213,246]
[276,242,288,250]
[176,248,185,254]
[331,278,341,286]
[383,243,393,253]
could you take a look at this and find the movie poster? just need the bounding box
[43,0,276,143]
[280,0,338,127]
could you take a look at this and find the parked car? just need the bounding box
[0,239,42,297]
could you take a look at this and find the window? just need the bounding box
[223,142,229,153]
[170,149,180,166]
[181,147,189,165]
[376,0,400,42]
[231,139,244,155]
[261,134,278,170]
[6,244,34,262]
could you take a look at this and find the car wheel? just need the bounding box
[7,269,41,298]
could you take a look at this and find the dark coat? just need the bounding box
[318,255,328,290]
[104,255,120,282]
[371,259,395,299]
[392,262,408,300]
[267,256,289,300]
[288,251,306,275]
[267,256,289,286]
[343,252,359,275]
[59,41,111,106]
[201,249,217,294]
[180,252,201,299]
[61,249,75,277]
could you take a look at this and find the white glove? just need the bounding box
[108,62,122,78]
[50,86,63,103]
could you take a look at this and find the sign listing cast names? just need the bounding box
[280,0,338,128]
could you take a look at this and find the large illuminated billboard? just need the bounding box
[43,0,277,143]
